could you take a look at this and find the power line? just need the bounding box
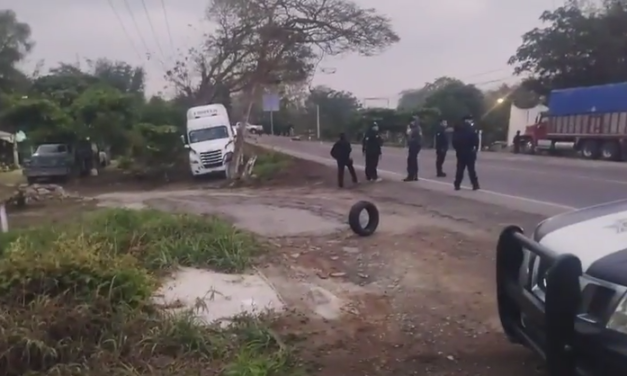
[472,76,516,86]
[106,0,143,61]
[462,68,510,80]
[123,0,153,60]
[160,0,175,51]
[140,0,166,59]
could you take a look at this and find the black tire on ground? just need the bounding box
[580,139,600,159]
[601,140,621,161]
[348,200,380,237]
[26,177,35,185]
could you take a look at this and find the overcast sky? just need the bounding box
[8,0,556,106]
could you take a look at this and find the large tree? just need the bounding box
[421,79,485,123]
[509,0,627,95]
[86,58,145,95]
[306,86,361,138]
[166,0,399,105]
[0,10,33,94]
[397,77,462,112]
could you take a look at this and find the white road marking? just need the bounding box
[265,143,577,212]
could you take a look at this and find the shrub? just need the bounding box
[0,234,154,306]
[253,151,292,180]
[0,208,299,376]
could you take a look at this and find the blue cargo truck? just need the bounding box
[522,82,627,160]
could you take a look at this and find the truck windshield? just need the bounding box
[35,144,67,154]
[188,126,229,143]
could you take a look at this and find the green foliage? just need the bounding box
[126,123,186,177]
[30,71,99,107]
[70,85,137,150]
[87,58,145,94]
[306,86,362,138]
[0,10,33,94]
[0,98,75,141]
[509,0,627,96]
[1,45,181,165]
[423,81,485,123]
[141,96,186,130]
[253,150,292,180]
[397,77,463,112]
[0,208,298,376]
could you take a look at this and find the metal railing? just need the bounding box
[496,225,583,376]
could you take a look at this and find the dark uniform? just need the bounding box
[513,130,521,154]
[362,124,382,181]
[452,116,480,190]
[404,120,421,181]
[435,121,448,177]
[330,133,357,187]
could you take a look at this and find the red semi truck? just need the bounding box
[519,82,627,161]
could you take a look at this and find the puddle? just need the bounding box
[154,267,284,325]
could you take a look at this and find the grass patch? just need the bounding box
[253,151,292,180]
[0,208,301,376]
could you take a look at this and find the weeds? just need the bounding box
[0,208,300,376]
[253,151,292,180]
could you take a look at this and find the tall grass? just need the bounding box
[0,208,300,376]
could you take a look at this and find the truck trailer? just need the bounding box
[521,82,627,160]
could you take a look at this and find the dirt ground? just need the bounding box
[4,152,547,376]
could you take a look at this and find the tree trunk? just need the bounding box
[228,85,258,179]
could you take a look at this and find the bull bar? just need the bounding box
[496,225,583,376]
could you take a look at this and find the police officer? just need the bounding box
[404,115,422,181]
[452,115,480,191]
[513,130,521,154]
[435,120,448,177]
[330,132,358,188]
[362,122,382,181]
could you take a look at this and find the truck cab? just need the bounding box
[520,113,548,153]
[185,104,235,178]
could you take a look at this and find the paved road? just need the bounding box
[256,136,627,211]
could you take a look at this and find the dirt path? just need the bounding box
[90,179,546,376]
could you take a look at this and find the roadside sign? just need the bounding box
[262,93,280,112]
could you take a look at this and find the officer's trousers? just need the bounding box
[436,150,447,175]
[454,151,479,188]
[406,150,419,179]
[337,159,357,187]
[364,153,379,180]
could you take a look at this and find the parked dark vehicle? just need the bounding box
[22,141,98,184]
[497,200,627,376]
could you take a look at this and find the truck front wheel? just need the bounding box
[601,140,621,161]
[580,140,600,160]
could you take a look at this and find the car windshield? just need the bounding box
[188,126,229,143]
[35,144,67,154]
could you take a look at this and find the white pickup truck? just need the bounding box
[244,123,264,135]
